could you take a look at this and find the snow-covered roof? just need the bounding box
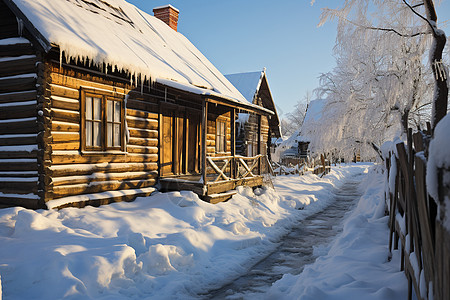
[10,0,248,104]
[225,71,264,103]
[302,99,327,125]
[225,69,281,137]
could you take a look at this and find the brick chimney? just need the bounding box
[153,5,179,32]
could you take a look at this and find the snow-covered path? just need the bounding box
[204,172,365,299]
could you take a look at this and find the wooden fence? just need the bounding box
[273,154,331,177]
[385,129,449,300]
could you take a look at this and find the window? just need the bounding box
[81,90,125,152]
[216,120,227,153]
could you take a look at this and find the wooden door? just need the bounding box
[161,111,174,176]
[187,111,201,174]
[161,109,202,176]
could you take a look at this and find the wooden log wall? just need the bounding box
[0,3,42,208]
[204,109,232,178]
[235,112,269,158]
[206,109,231,157]
[42,62,159,204]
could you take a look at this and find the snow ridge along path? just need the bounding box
[0,164,406,299]
[204,170,366,299]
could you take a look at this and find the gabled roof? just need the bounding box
[225,69,281,137]
[300,99,327,137]
[224,71,263,103]
[7,0,249,105]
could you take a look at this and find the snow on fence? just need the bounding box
[273,153,331,177]
[384,126,450,300]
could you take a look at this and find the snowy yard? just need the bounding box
[0,164,407,299]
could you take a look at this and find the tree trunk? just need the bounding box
[423,0,449,133]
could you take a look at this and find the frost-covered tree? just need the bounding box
[311,0,448,158]
[280,92,311,137]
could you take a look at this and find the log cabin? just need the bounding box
[0,0,279,209]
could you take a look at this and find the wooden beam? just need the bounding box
[201,99,208,187]
[231,108,236,179]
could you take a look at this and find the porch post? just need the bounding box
[201,99,208,188]
[231,108,236,179]
[258,115,262,175]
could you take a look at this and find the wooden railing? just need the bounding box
[204,154,267,183]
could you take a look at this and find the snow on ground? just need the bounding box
[264,165,408,300]
[0,164,404,299]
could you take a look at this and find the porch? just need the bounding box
[159,154,272,203]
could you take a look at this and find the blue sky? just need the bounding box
[127,0,450,117]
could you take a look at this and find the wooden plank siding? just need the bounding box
[42,62,160,204]
[0,5,42,209]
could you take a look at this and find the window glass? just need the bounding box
[86,97,92,119]
[93,97,101,120]
[107,100,113,122]
[86,121,92,147]
[114,101,121,122]
[114,124,121,147]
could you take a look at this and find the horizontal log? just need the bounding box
[52,171,158,187]
[52,108,80,123]
[127,98,158,113]
[0,160,38,171]
[52,131,79,143]
[127,91,158,103]
[125,116,158,130]
[51,96,80,111]
[0,41,34,57]
[0,119,38,134]
[0,74,36,93]
[128,137,158,147]
[49,142,80,151]
[126,145,158,154]
[0,150,38,159]
[129,128,158,139]
[126,108,158,120]
[159,179,204,195]
[206,134,216,141]
[49,84,80,99]
[0,135,37,146]
[0,171,38,178]
[50,72,127,95]
[0,90,37,104]
[51,121,80,132]
[0,180,38,194]
[50,152,158,165]
[0,55,37,77]
[52,178,156,198]
[0,196,41,209]
[0,104,36,120]
[48,162,158,177]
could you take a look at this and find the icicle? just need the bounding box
[141,75,144,95]
[16,18,24,37]
[124,95,130,144]
[59,50,63,71]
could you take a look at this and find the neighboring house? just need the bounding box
[0,0,276,209]
[275,99,327,164]
[225,69,281,162]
